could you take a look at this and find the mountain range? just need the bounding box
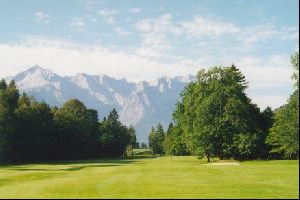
[6,65,195,142]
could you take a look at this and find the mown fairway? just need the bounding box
[0,156,298,199]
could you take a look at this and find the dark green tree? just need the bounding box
[148,126,156,155]
[128,125,137,157]
[100,108,130,157]
[53,99,99,159]
[140,143,147,149]
[0,80,19,162]
[0,79,7,90]
[257,107,274,159]
[156,123,165,155]
[14,95,53,162]
[148,124,165,155]
[0,82,135,163]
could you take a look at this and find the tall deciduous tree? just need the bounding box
[267,50,299,159]
[173,65,264,161]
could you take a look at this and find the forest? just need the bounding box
[0,84,137,163]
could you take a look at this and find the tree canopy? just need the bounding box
[169,65,273,161]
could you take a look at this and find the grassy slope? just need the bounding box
[0,156,298,199]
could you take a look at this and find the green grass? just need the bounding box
[0,156,298,199]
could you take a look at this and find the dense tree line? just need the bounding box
[0,83,136,163]
[149,51,298,161]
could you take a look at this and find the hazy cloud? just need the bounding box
[135,14,182,59]
[130,7,141,14]
[114,27,132,36]
[181,16,241,39]
[98,8,118,24]
[34,11,50,23]
[70,18,85,31]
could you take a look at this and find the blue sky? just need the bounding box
[0,0,299,109]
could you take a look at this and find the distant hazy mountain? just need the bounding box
[7,65,195,142]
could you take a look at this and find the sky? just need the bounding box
[0,0,299,109]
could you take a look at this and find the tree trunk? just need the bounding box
[219,153,223,160]
[207,154,211,162]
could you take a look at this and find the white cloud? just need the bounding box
[135,14,182,59]
[0,38,295,109]
[146,15,298,68]
[98,8,118,17]
[135,34,174,59]
[114,27,132,36]
[70,18,85,31]
[97,8,118,24]
[240,24,299,46]
[242,24,277,45]
[181,19,298,48]
[135,20,152,32]
[235,55,293,89]
[0,38,199,83]
[34,11,50,23]
[84,0,100,11]
[142,15,298,49]
[181,16,241,39]
[136,14,181,35]
[130,7,141,14]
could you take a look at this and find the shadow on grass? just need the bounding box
[39,158,137,165]
[7,164,125,172]
[3,156,154,172]
[1,158,137,167]
[126,155,157,159]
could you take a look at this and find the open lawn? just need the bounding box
[0,156,298,199]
